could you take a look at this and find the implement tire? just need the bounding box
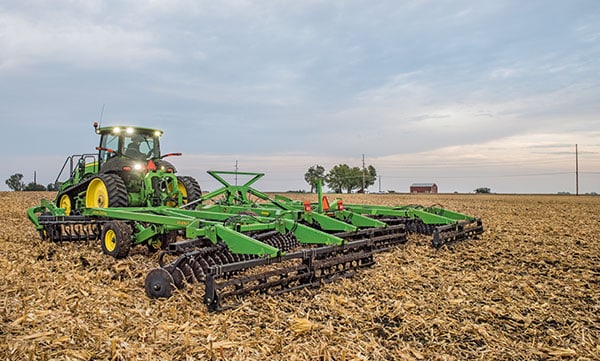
[100,221,132,259]
[85,174,128,208]
[58,194,73,215]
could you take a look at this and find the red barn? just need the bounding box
[410,183,438,194]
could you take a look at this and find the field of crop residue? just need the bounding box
[0,191,598,360]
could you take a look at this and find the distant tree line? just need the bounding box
[304,164,377,193]
[5,173,59,191]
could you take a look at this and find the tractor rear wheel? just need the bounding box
[100,221,132,259]
[167,176,202,207]
[85,174,128,208]
[177,176,202,205]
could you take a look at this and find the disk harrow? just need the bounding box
[147,224,406,310]
[28,169,483,311]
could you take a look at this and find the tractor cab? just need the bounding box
[96,124,161,161]
[94,123,170,172]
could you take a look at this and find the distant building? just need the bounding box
[410,183,438,194]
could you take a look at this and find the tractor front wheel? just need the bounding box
[100,221,132,259]
[86,174,128,208]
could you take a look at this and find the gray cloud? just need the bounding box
[1,0,599,193]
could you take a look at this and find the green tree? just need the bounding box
[361,165,377,192]
[325,164,377,193]
[474,187,491,194]
[347,166,363,193]
[24,182,46,191]
[5,173,25,191]
[325,164,352,193]
[304,165,326,193]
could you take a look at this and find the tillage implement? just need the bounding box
[28,124,484,311]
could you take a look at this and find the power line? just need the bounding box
[382,171,575,179]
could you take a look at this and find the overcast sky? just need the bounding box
[1,0,599,193]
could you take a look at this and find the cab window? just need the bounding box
[124,134,157,159]
[99,134,119,164]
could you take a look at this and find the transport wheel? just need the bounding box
[39,226,51,241]
[85,174,128,208]
[100,221,132,259]
[147,231,178,253]
[58,194,72,215]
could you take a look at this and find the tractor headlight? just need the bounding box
[134,163,143,171]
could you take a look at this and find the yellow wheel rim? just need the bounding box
[59,194,72,215]
[104,229,117,252]
[149,238,162,250]
[86,178,109,208]
[178,181,188,203]
[166,180,188,207]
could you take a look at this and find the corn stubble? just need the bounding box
[0,191,598,360]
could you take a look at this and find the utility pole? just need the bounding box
[362,154,365,192]
[378,175,382,193]
[235,160,239,186]
[575,144,579,196]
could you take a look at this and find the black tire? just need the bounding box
[100,221,132,259]
[56,193,74,215]
[177,176,202,205]
[86,173,128,209]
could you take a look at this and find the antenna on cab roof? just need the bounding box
[98,104,105,127]
[94,104,105,133]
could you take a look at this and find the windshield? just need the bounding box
[124,134,159,160]
[99,132,160,162]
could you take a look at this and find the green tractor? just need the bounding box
[54,123,202,216]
